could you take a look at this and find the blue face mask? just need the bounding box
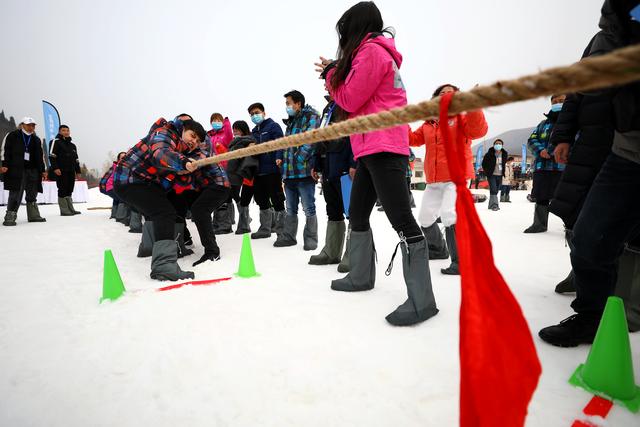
[550,103,563,113]
[211,122,223,131]
[286,106,296,117]
[251,114,264,125]
[494,144,503,151]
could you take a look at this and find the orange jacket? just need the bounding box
[408,110,488,183]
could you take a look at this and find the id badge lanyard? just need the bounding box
[22,133,32,161]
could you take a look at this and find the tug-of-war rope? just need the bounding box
[193,43,640,168]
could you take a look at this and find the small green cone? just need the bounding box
[569,296,640,413]
[100,250,126,302]
[236,233,259,278]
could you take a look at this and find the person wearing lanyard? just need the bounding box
[309,95,356,268]
[1,117,47,226]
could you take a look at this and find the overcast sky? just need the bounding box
[0,0,604,171]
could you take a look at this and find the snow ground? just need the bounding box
[0,188,638,427]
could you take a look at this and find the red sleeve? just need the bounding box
[460,110,488,140]
[408,123,426,147]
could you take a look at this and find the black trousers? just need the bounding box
[231,184,254,207]
[253,173,285,211]
[56,170,76,198]
[321,177,345,222]
[114,183,176,241]
[571,153,640,315]
[350,152,422,239]
[7,168,40,212]
[191,185,230,253]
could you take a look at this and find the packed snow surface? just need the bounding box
[1,188,638,426]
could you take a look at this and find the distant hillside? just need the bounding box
[471,127,535,157]
[0,110,17,142]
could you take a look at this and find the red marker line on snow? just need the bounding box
[571,396,613,427]
[157,277,232,292]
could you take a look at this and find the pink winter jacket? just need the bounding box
[326,34,410,160]
[106,163,116,193]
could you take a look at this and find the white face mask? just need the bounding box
[21,128,33,136]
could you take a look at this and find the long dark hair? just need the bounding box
[330,2,392,89]
[232,120,251,136]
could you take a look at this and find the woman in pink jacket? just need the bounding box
[316,1,438,327]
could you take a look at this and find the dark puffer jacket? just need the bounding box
[226,136,259,186]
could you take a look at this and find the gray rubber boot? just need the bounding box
[614,245,640,332]
[213,204,233,235]
[309,220,346,265]
[110,203,117,219]
[128,211,142,233]
[150,240,195,281]
[441,225,459,275]
[27,202,46,222]
[58,197,74,216]
[229,201,236,225]
[251,209,273,239]
[65,196,81,215]
[303,215,318,251]
[500,194,506,203]
[3,211,17,226]
[337,223,351,273]
[273,209,285,235]
[138,221,155,258]
[488,194,500,210]
[422,223,448,260]
[274,215,298,247]
[554,270,575,294]
[115,203,127,222]
[386,237,439,326]
[524,203,549,233]
[174,222,194,258]
[331,229,375,292]
[235,205,252,235]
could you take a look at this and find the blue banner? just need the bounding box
[521,143,527,172]
[42,100,61,167]
[475,145,483,172]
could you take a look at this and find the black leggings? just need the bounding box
[253,173,285,211]
[350,152,422,239]
[191,185,230,252]
[114,183,176,241]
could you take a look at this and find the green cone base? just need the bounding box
[101,249,126,303]
[570,364,640,413]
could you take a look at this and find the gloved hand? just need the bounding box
[192,250,221,266]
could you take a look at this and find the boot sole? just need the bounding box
[150,273,195,281]
[538,330,594,347]
[274,242,297,247]
[309,259,341,265]
[330,283,374,292]
[28,219,47,222]
[251,233,272,239]
[386,307,439,326]
[441,269,460,275]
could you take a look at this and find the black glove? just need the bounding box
[192,251,220,267]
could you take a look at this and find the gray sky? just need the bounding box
[0,0,603,171]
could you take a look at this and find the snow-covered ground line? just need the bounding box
[0,188,638,427]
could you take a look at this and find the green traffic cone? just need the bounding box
[100,249,126,302]
[569,296,640,413]
[236,233,259,278]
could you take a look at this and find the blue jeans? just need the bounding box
[500,185,511,196]
[571,153,640,315]
[284,179,316,217]
[488,175,502,195]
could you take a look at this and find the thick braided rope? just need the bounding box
[194,44,640,168]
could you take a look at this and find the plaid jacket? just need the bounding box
[528,112,566,172]
[280,104,320,179]
[114,119,192,190]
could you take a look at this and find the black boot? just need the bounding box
[538,313,601,347]
[441,225,459,275]
[554,270,576,294]
[421,223,448,260]
[331,229,375,292]
[524,203,549,233]
[385,236,439,326]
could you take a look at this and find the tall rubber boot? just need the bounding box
[128,210,142,233]
[213,203,233,235]
[309,220,345,265]
[150,240,195,281]
[274,215,298,247]
[58,197,74,216]
[115,203,128,223]
[3,211,17,226]
[65,196,81,215]
[488,194,500,210]
[235,205,252,235]
[441,225,459,275]
[615,244,640,332]
[138,221,155,258]
[273,209,285,235]
[385,236,439,326]
[251,209,273,239]
[337,223,351,273]
[331,229,375,292]
[524,203,549,233]
[174,222,194,258]
[421,223,448,260]
[27,202,47,222]
[110,202,117,219]
[303,215,318,251]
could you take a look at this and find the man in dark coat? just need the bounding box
[539,0,640,347]
[1,117,46,225]
[49,125,82,216]
[481,139,508,211]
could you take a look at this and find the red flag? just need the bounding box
[438,92,541,426]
